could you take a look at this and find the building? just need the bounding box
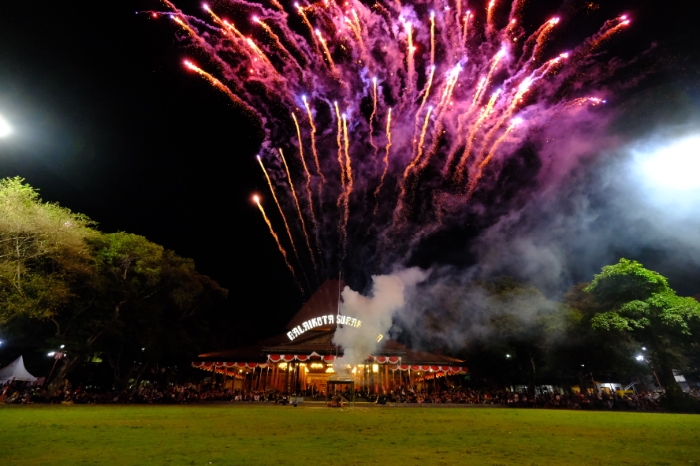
[192,280,467,394]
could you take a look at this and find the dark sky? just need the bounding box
[0,0,698,347]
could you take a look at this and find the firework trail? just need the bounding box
[340,113,353,259]
[278,148,318,272]
[466,118,521,199]
[302,96,325,187]
[182,60,254,114]
[257,155,303,271]
[374,107,393,217]
[412,65,436,160]
[154,0,631,287]
[254,195,303,293]
[291,112,322,245]
[369,77,379,159]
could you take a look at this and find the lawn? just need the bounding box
[1,404,699,465]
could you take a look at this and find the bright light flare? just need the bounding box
[0,115,12,138]
[636,135,700,191]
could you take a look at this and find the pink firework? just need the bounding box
[152,0,630,281]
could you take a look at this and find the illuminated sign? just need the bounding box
[286,314,362,340]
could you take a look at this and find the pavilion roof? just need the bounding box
[263,329,337,354]
[402,349,464,365]
[196,345,268,362]
[286,279,344,331]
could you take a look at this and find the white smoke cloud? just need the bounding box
[393,273,566,352]
[464,114,700,297]
[333,267,428,364]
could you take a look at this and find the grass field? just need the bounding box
[1,403,699,465]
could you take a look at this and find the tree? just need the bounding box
[585,258,700,398]
[561,283,641,392]
[0,178,228,389]
[0,177,95,325]
[46,232,228,390]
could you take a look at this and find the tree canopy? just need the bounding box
[585,258,700,396]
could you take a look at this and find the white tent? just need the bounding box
[0,356,37,383]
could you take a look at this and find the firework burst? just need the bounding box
[151,0,630,289]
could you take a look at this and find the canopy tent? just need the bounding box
[0,356,37,383]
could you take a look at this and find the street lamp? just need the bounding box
[45,349,66,388]
[634,353,664,392]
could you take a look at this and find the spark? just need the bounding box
[413,65,436,157]
[316,29,337,73]
[473,47,506,105]
[374,107,393,216]
[253,195,303,292]
[257,155,303,269]
[369,77,379,158]
[466,118,522,198]
[256,18,296,63]
[339,112,353,259]
[334,101,345,188]
[302,95,325,186]
[429,11,436,69]
[486,0,497,31]
[173,16,196,37]
[279,147,318,271]
[297,4,322,57]
[290,116,320,268]
[453,88,502,180]
[405,22,416,98]
[182,60,252,112]
[462,11,471,48]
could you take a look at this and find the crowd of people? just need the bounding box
[379,386,664,410]
[0,380,287,405]
[0,378,670,411]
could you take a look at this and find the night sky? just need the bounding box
[0,0,698,347]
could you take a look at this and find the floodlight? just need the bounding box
[0,115,12,138]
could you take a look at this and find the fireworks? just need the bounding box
[154,0,630,286]
[253,195,303,292]
[257,155,301,268]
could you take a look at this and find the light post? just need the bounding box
[45,346,66,389]
[635,351,664,392]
